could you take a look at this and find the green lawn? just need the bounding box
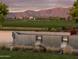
[0,50,77,59]
[2,20,77,28]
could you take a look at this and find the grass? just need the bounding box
[0,50,77,59]
[2,19,77,28]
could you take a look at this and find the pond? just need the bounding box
[0,31,78,49]
[0,31,13,44]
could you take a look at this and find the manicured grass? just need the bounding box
[2,20,77,28]
[0,50,77,59]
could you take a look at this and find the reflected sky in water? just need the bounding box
[0,31,12,43]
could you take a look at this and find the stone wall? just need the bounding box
[13,34,78,49]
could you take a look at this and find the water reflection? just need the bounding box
[0,31,12,44]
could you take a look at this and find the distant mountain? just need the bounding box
[7,8,70,19]
[38,8,70,18]
[24,10,39,17]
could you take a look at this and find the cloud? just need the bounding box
[0,0,74,12]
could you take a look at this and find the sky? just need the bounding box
[0,0,74,12]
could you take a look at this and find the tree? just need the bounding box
[0,2,8,24]
[70,0,78,20]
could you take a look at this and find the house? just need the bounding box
[29,16,36,20]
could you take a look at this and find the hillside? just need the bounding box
[7,8,70,19]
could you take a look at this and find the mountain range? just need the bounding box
[7,8,70,19]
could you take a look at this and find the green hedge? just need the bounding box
[2,20,77,28]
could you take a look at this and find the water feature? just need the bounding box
[0,31,13,45]
[0,31,78,49]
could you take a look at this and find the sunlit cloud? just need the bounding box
[0,0,74,12]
